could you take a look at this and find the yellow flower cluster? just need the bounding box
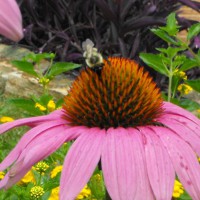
[35,100,56,112]
[174,69,187,80]
[76,185,92,200]
[30,186,45,199]
[172,180,184,198]
[48,185,91,200]
[35,103,46,111]
[39,77,50,85]
[177,84,193,95]
[47,100,56,112]
[50,165,63,178]
[0,116,14,123]
[48,187,59,200]
[18,169,35,185]
[34,161,49,173]
[0,172,5,180]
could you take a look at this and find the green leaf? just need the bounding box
[156,47,186,59]
[32,94,53,105]
[139,53,169,76]
[180,59,199,71]
[187,23,200,41]
[151,29,180,45]
[160,13,179,36]
[8,98,43,116]
[23,52,55,63]
[12,61,39,77]
[185,79,200,93]
[178,98,200,112]
[47,62,80,78]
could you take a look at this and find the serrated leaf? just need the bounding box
[12,61,39,77]
[156,47,186,58]
[187,23,200,41]
[151,29,180,45]
[185,79,200,93]
[47,62,80,78]
[180,59,199,71]
[160,13,179,36]
[140,53,169,76]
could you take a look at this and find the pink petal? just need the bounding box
[128,128,155,200]
[154,126,200,200]
[162,102,200,125]
[0,125,80,189]
[160,112,200,139]
[60,127,105,200]
[0,0,23,41]
[159,116,200,156]
[0,120,67,171]
[140,127,175,199]
[101,127,137,200]
[0,109,64,135]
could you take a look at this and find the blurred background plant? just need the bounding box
[1,0,199,63]
[4,52,80,117]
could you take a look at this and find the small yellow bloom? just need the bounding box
[177,84,193,95]
[48,185,91,200]
[0,172,5,180]
[50,165,63,178]
[197,109,200,113]
[18,170,35,185]
[39,77,50,85]
[35,103,47,111]
[174,69,187,80]
[76,185,92,200]
[30,186,45,199]
[0,116,14,123]
[47,100,56,112]
[35,161,49,173]
[48,187,59,200]
[172,180,184,198]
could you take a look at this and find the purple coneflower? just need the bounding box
[0,0,23,42]
[0,57,200,200]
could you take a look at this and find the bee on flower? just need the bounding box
[82,39,104,74]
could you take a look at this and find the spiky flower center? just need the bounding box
[63,57,163,129]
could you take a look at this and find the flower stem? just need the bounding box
[167,59,173,102]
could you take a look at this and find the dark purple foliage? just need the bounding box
[6,0,200,64]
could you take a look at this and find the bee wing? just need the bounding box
[82,39,94,51]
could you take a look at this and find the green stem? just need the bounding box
[168,60,173,102]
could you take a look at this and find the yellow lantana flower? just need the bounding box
[0,172,5,180]
[50,165,63,178]
[48,185,91,200]
[48,187,59,200]
[177,84,193,95]
[35,103,47,111]
[18,169,35,185]
[47,100,56,112]
[0,116,14,123]
[174,69,187,80]
[172,180,184,198]
[76,185,91,200]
